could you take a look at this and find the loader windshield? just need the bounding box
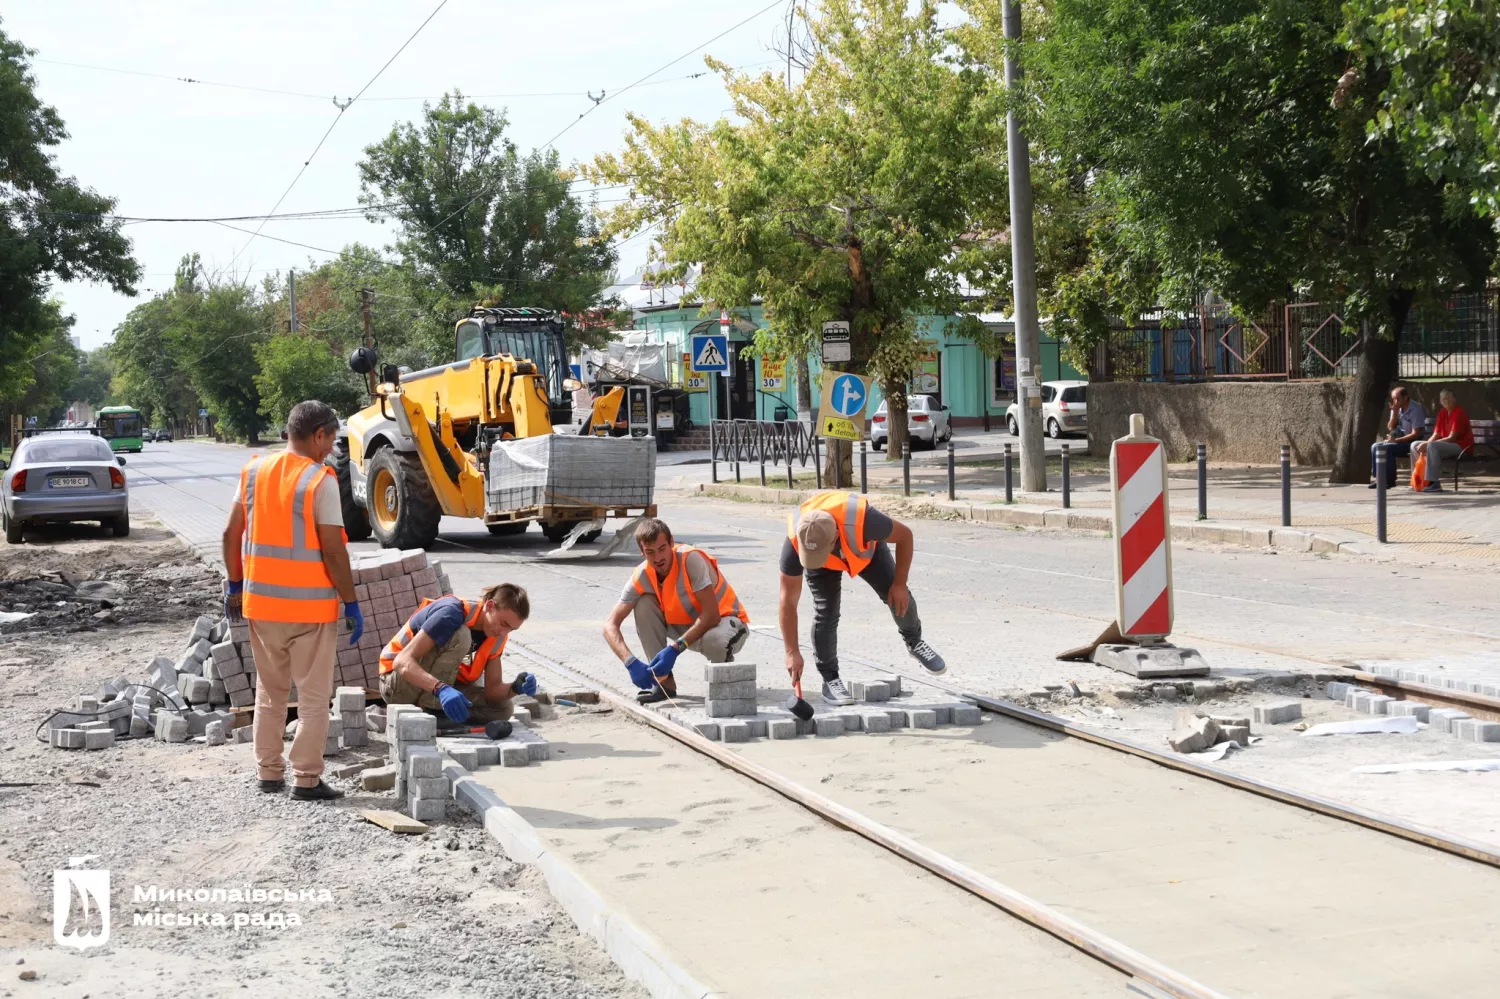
[489,326,568,405]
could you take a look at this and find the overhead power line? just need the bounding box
[229,0,451,266]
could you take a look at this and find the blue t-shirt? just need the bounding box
[407,596,470,648]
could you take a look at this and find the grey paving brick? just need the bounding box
[1325,681,1352,700]
[334,687,365,713]
[412,776,451,798]
[905,708,938,729]
[719,720,751,743]
[54,728,85,749]
[929,704,955,725]
[360,764,398,791]
[836,711,863,732]
[706,697,758,717]
[703,662,757,684]
[204,721,225,746]
[706,679,756,701]
[474,743,501,766]
[767,718,799,740]
[952,704,983,726]
[861,712,892,734]
[446,745,480,770]
[688,720,720,740]
[406,749,443,778]
[851,680,890,702]
[1364,695,1395,715]
[1429,709,1471,735]
[1253,701,1303,724]
[341,728,369,749]
[397,712,437,742]
[813,715,843,737]
[161,714,188,743]
[499,744,529,767]
[884,707,908,729]
[409,796,445,821]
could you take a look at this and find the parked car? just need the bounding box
[870,394,952,450]
[1006,380,1088,439]
[1,433,130,542]
[154,428,173,442]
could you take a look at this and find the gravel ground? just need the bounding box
[0,530,644,999]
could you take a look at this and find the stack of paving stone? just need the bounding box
[334,686,368,750]
[435,723,549,769]
[1330,681,1500,742]
[47,689,133,750]
[338,549,453,690]
[661,662,982,743]
[1363,663,1500,698]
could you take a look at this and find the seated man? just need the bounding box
[603,518,750,703]
[378,583,535,725]
[1412,389,1474,493]
[1369,385,1426,488]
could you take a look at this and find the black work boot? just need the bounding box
[290,780,344,801]
[257,778,286,794]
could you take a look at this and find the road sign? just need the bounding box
[690,334,728,373]
[821,320,851,363]
[1109,416,1173,639]
[760,357,786,391]
[199,409,208,418]
[682,352,707,391]
[626,385,652,439]
[817,371,871,441]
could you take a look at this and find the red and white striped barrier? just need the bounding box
[1109,414,1173,639]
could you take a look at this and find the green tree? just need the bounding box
[358,94,619,355]
[254,334,364,428]
[69,347,115,409]
[0,23,139,410]
[0,301,78,429]
[111,293,199,431]
[1344,0,1500,217]
[1003,0,1496,481]
[589,0,1006,465]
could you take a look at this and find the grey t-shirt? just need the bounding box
[780,507,893,576]
[1394,401,1428,438]
[620,549,717,605]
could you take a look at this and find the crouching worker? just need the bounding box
[379,583,535,725]
[603,518,749,704]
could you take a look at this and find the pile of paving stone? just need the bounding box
[1326,680,1500,742]
[664,662,983,742]
[340,549,453,690]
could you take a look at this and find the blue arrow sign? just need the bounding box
[829,373,867,417]
[690,334,728,373]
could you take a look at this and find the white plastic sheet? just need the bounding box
[1301,716,1420,737]
[1353,759,1500,774]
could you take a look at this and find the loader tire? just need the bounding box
[366,448,441,550]
[332,443,372,542]
[486,522,528,537]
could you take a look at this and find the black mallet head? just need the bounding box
[485,719,513,740]
[784,691,815,721]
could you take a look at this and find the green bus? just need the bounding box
[96,405,145,452]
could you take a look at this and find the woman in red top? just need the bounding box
[1412,389,1473,492]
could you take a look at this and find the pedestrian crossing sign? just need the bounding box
[690,334,729,373]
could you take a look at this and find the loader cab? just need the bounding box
[459,307,574,426]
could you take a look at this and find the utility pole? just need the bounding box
[288,269,298,334]
[1003,0,1046,492]
[359,288,378,395]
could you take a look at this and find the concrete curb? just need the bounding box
[697,482,1366,557]
[443,762,726,999]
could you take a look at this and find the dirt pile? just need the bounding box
[0,537,219,634]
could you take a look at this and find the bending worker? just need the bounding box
[603,518,749,703]
[779,489,945,705]
[379,584,535,725]
[222,400,362,802]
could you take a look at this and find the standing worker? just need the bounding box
[779,490,945,704]
[222,401,362,801]
[379,584,534,726]
[603,518,749,703]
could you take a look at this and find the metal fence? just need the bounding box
[1091,291,1500,382]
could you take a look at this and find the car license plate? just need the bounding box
[49,476,90,489]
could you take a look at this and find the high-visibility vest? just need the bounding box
[240,452,341,623]
[787,490,876,577]
[379,596,504,685]
[630,544,749,628]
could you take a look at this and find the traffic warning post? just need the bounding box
[1093,413,1208,678]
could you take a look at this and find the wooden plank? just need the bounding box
[359,809,427,834]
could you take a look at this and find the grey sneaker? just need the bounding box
[907,639,947,674]
[820,678,855,706]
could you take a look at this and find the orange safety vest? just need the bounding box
[379,596,505,685]
[630,544,749,628]
[787,490,876,577]
[240,453,341,623]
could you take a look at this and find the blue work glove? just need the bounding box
[624,656,653,690]
[434,682,471,724]
[343,600,364,647]
[223,580,244,623]
[510,671,538,697]
[648,642,681,678]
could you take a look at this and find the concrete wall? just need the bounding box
[1088,379,1500,465]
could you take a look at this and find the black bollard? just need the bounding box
[860,439,868,494]
[903,441,911,497]
[1280,443,1291,527]
[758,422,767,488]
[1196,442,1207,520]
[814,435,823,489]
[710,421,718,484]
[1061,443,1071,508]
[1004,443,1014,503]
[947,438,956,501]
[1375,445,1388,543]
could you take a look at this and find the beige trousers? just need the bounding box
[378,626,515,724]
[249,618,337,787]
[633,593,749,663]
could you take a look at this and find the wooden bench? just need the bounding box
[1413,417,1499,491]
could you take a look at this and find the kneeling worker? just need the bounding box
[379,583,536,725]
[780,489,945,705]
[603,518,750,703]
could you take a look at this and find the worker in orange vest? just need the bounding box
[603,517,749,703]
[780,489,945,705]
[222,401,362,801]
[379,584,533,724]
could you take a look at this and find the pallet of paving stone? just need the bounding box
[339,549,453,690]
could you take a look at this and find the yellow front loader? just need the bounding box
[334,307,655,550]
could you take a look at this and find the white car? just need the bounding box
[1006,380,1088,439]
[870,394,952,450]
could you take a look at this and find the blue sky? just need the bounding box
[7,1,789,348]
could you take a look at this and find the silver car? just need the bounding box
[1,433,130,542]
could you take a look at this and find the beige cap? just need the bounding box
[796,510,838,569]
